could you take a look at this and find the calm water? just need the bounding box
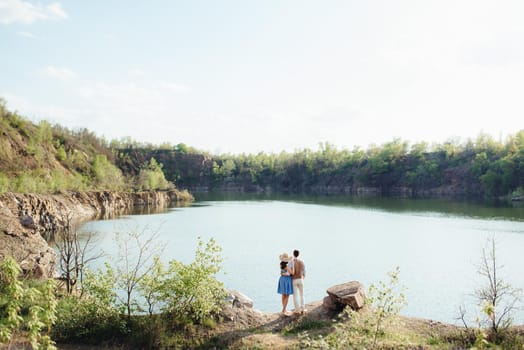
[79,193,524,324]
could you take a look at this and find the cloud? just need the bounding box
[1,92,85,124]
[0,0,67,24]
[78,81,191,102]
[18,30,35,38]
[40,65,77,80]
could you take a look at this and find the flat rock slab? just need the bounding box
[326,281,366,310]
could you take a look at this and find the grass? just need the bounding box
[282,318,331,335]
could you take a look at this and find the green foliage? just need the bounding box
[136,256,165,316]
[136,157,172,190]
[82,263,118,307]
[0,101,139,193]
[113,226,164,318]
[162,237,226,322]
[37,120,53,145]
[92,154,126,190]
[53,295,127,344]
[53,263,127,343]
[0,257,57,349]
[116,129,524,197]
[0,172,9,194]
[52,234,225,346]
[55,145,67,162]
[2,97,523,197]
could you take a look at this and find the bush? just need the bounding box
[52,295,127,344]
[162,238,226,323]
[0,257,57,349]
[52,265,128,344]
[91,155,126,190]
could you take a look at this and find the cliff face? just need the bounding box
[0,190,193,278]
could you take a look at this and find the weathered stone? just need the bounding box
[322,295,343,311]
[228,290,254,309]
[0,190,194,278]
[20,215,35,229]
[326,281,366,310]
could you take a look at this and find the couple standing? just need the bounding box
[277,249,306,316]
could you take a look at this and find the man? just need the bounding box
[289,249,306,314]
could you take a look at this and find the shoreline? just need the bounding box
[0,189,193,278]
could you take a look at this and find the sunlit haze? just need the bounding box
[1,1,523,154]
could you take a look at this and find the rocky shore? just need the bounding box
[0,189,193,278]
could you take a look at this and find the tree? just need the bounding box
[136,256,165,316]
[136,157,171,190]
[475,237,521,335]
[55,215,103,295]
[114,224,164,319]
[92,154,125,190]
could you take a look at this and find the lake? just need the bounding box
[79,193,524,324]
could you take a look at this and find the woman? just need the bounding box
[277,252,294,316]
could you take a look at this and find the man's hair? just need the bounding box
[293,250,300,257]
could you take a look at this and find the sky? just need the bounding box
[1,0,523,154]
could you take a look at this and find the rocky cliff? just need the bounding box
[0,189,193,278]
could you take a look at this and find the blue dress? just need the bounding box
[277,268,293,295]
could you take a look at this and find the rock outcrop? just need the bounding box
[227,290,255,309]
[324,281,366,311]
[0,190,193,278]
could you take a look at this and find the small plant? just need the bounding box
[0,257,57,349]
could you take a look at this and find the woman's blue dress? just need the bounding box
[277,268,293,295]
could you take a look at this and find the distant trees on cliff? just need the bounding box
[1,97,523,197]
[118,132,524,198]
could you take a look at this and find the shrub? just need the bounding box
[52,295,127,344]
[91,154,126,190]
[0,257,57,349]
[162,238,226,323]
[52,265,127,344]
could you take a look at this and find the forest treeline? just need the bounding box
[115,133,524,198]
[1,98,523,198]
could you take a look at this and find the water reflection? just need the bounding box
[194,192,524,221]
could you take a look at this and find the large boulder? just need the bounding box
[325,281,366,311]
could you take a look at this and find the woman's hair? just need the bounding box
[280,261,288,269]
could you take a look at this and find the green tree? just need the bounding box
[92,154,125,190]
[136,157,171,190]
